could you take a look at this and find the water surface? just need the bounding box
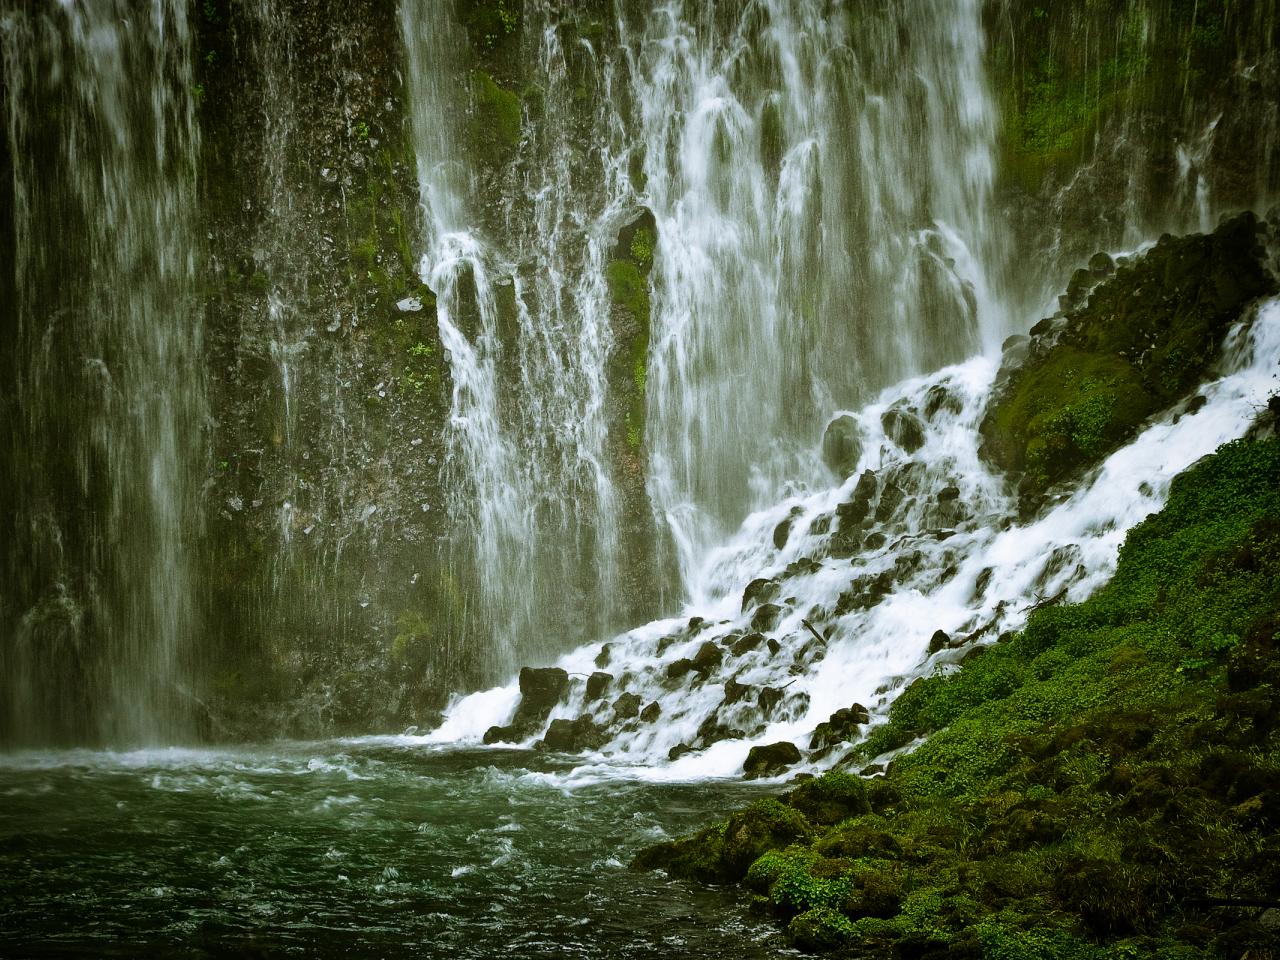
[0,741,791,958]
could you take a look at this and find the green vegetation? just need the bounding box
[470,70,523,162]
[979,213,1275,498]
[994,0,1253,194]
[636,436,1280,957]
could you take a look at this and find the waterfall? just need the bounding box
[400,0,1010,667]
[630,0,1008,589]
[401,1,643,678]
[0,0,203,745]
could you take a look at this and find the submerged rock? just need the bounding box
[744,741,802,778]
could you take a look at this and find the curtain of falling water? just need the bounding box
[400,0,1010,672]
[631,0,1009,592]
[401,1,635,678]
[0,0,203,745]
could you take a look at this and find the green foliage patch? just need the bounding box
[636,437,1280,956]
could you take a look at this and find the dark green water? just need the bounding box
[0,741,792,958]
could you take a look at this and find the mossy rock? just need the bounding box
[469,70,522,166]
[980,213,1274,497]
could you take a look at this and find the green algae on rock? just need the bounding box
[979,212,1275,500]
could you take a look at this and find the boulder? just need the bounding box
[692,641,723,674]
[723,677,754,705]
[852,469,878,502]
[927,629,950,654]
[772,509,801,549]
[751,603,784,632]
[668,743,694,761]
[809,704,871,750]
[585,671,612,702]
[539,715,608,752]
[881,408,926,452]
[511,666,569,729]
[731,632,765,657]
[741,577,778,611]
[666,658,695,681]
[613,692,642,719]
[482,724,521,745]
[640,701,661,723]
[744,741,802,778]
[821,414,862,476]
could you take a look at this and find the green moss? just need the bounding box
[980,213,1274,497]
[470,70,522,164]
[607,259,651,452]
[638,436,1280,955]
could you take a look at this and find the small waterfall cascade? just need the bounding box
[633,0,1009,585]
[431,293,1280,777]
[0,0,203,745]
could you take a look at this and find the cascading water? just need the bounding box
[634,0,1010,583]
[401,1,650,676]
[432,290,1280,778]
[401,0,1013,677]
[0,0,203,746]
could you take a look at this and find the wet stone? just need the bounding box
[881,408,926,452]
[613,692,642,719]
[741,577,778,612]
[723,678,754,705]
[821,414,863,477]
[772,510,800,550]
[692,641,723,675]
[511,667,569,729]
[539,716,607,752]
[731,632,765,657]
[751,603,784,632]
[585,671,612,702]
[744,741,802,778]
[924,385,962,419]
[928,629,951,654]
[640,701,661,723]
[852,469,878,502]
[758,686,784,716]
[874,483,906,521]
[666,658,696,682]
[667,743,694,761]
[594,643,612,669]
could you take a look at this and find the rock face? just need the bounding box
[821,414,863,476]
[743,741,802,778]
[980,213,1276,500]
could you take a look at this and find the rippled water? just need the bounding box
[0,743,791,958]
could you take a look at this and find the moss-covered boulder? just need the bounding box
[980,213,1274,499]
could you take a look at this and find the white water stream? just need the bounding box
[427,294,1280,780]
